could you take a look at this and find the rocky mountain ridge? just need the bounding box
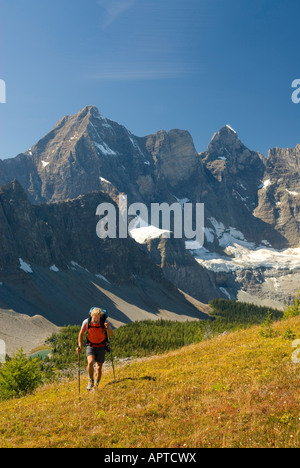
[0,105,299,327]
[0,180,208,332]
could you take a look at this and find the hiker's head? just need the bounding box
[91,308,106,323]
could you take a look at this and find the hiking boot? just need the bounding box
[94,380,100,390]
[86,378,94,391]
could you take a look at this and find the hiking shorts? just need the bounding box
[86,345,105,364]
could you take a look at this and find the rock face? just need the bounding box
[255,145,300,247]
[0,179,174,284]
[143,129,200,189]
[1,107,296,247]
[198,126,287,250]
[0,107,205,219]
[201,125,266,211]
[0,106,299,319]
[0,180,206,327]
[143,236,221,303]
[0,106,151,203]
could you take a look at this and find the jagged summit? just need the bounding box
[206,125,243,158]
[211,124,237,139]
[225,124,237,134]
[201,124,265,180]
[0,105,299,320]
[0,106,205,204]
[59,104,103,121]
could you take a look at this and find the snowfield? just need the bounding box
[189,245,300,273]
[129,216,171,243]
[129,214,300,273]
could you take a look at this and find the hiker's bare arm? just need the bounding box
[105,322,114,338]
[77,330,84,352]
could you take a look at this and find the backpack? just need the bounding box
[86,308,111,352]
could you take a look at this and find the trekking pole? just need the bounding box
[78,350,81,394]
[107,335,116,382]
[110,346,116,382]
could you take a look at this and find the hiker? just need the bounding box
[76,307,113,391]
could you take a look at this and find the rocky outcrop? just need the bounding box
[199,126,286,250]
[143,129,200,189]
[0,107,204,211]
[0,180,161,283]
[0,180,207,325]
[201,125,266,210]
[0,106,150,203]
[255,145,300,247]
[143,236,221,303]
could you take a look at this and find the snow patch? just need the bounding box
[262,179,271,189]
[185,240,203,250]
[94,141,117,156]
[99,176,112,184]
[193,246,300,273]
[127,131,145,158]
[286,189,299,196]
[204,227,215,244]
[49,265,59,273]
[226,124,237,134]
[208,218,255,249]
[69,132,79,142]
[220,287,231,299]
[41,160,50,168]
[129,216,171,244]
[95,274,111,284]
[209,218,225,238]
[70,261,90,273]
[19,258,33,274]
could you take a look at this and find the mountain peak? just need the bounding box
[208,124,239,148]
[76,105,103,119]
[224,124,237,134]
[52,105,105,132]
[201,125,266,200]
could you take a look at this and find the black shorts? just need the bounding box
[86,345,105,363]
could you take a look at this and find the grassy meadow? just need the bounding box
[0,314,299,448]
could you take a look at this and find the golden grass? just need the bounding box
[1,317,299,448]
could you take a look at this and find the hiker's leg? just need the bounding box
[85,346,96,390]
[94,347,105,386]
[87,354,95,380]
[94,362,103,385]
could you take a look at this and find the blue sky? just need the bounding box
[1,0,300,159]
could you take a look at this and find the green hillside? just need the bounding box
[0,315,299,448]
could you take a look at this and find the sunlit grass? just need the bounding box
[0,317,299,448]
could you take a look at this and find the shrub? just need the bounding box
[0,349,42,401]
[260,310,277,338]
[281,327,296,341]
[283,290,300,319]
